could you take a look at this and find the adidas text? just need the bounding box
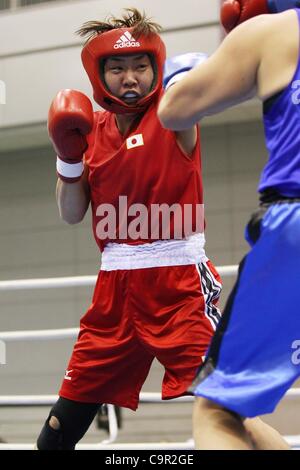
[114,41,141,49]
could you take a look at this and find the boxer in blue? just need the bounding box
[159,0,300,449]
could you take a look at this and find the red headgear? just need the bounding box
[81,27,166,114]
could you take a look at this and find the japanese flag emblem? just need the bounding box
[126,134,144,149]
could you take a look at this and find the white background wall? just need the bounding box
[0,0,221,131]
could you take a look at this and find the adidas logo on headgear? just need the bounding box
[114,31,141,49]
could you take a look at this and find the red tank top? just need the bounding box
[85,97,204,252]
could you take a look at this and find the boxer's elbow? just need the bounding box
[157,95,174,128]
[62,214,85,225]
[57,196,89,224]
[158,93,190,131]
[59,207,86,225]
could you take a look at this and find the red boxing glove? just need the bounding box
[48,89,94,183]
[221,0,270,33]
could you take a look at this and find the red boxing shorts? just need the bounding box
[59,235,222,410]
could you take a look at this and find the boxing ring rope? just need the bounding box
[0,265,238,292]
[0,264,299,450]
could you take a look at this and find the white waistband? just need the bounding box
[100,233,207,271]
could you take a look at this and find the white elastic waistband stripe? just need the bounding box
[56,157,84,178]
[101,233,207,271]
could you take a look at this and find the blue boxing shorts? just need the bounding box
[190,197,300,417]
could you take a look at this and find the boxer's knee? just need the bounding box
[49,415,60,430]
[36,397,100,450]
[36,416,64,450]
[193,396,243,430]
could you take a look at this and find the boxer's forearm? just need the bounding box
[159,20,261,130]
[56,168,90,224]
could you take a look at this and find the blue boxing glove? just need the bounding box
[268,0,300,13]
[163,52,208,90]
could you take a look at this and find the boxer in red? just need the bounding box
[36,8,222,450]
